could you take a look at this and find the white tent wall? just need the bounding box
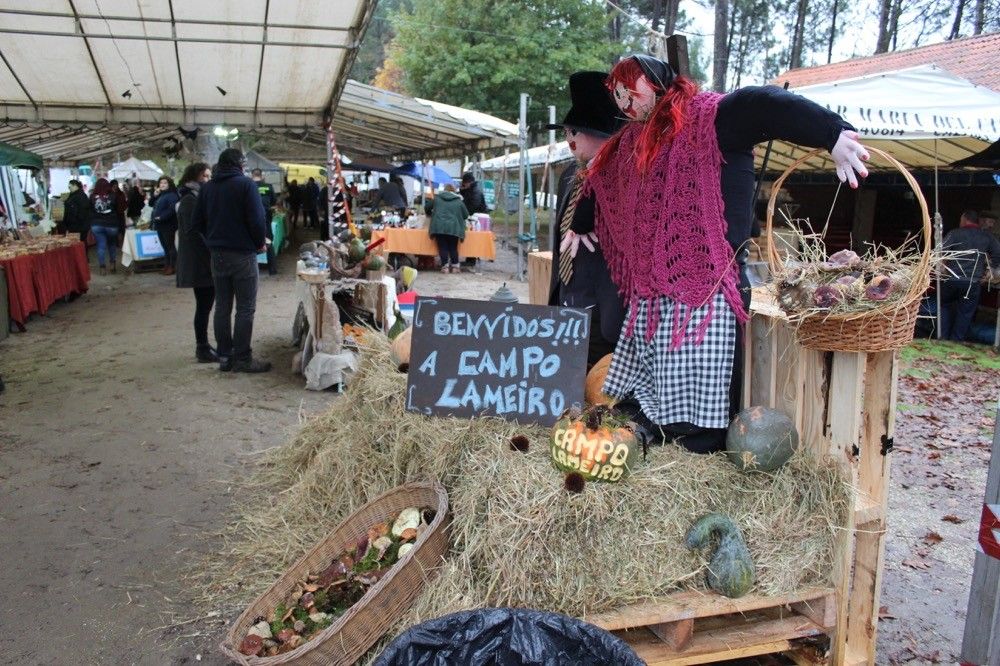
[0,166,26,228]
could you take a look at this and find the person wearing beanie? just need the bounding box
[193,148,271,373]
[459,172,488,215]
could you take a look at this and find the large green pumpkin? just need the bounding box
[726,406,799,472]
[550,408,639,482]
[347,238,368,264]
[686,513,756,598]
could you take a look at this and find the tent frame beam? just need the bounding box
[0,8,353,32]
[0,48,36,109]
[0,27,350,49]
[166,0,187,113]
[67,0,114,110]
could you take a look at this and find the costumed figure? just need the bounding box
[546,71,627,366]
[585,54,869,453]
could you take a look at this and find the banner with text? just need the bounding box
[406,297,589,426]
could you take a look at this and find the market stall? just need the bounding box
[120,228,165,269]
[0,236,89,331]
[370,228,496,261]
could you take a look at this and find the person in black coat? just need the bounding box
[63,180,90,243]
[459,173,489,214]
[175,162,218,363]
[125,180,145,227]
[546,71,627,367]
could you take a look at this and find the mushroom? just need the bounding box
[299,592,315,609]
[239,635,264,657]
[391,508,422,538]
[865,274,894,300]
[827,249,861,268]
[373,535,393,560]
[398,543,415,558]
[399,527,418,542]
[309,611,330,624]
[367,522,390,543]
[248,620,272,640]
[813,285,842,309]
[276,628,296,643]
[293,620,306,633]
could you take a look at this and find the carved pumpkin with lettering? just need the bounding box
[550,406,639,482]
[585,354,614,406]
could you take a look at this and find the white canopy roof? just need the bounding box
[107,156,161,180]
[481,141,573,172]
[762,64,1000,172]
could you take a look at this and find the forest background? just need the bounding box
[348,0,999,134]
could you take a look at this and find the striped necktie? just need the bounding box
[558,173,584,285]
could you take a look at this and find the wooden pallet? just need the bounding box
[585,587,835,665]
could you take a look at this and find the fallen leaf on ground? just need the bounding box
[942,514,964,524]
[878,605,898,620]
[922,531,944,545]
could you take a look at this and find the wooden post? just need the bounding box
[960,398,1000,665]
[665,35,690,78]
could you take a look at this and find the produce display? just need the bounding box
[0,235,79,260]
[550,405,641,482]
[342,322,370,346]
[686,513,756,598]
[726,406,800,473]
[774,247,916,318]
[238,506,435,658]
[390,326,412,371]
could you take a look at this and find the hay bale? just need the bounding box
[203,336,851,636]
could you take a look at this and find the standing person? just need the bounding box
[89,178,120,275]
[546,71,626,366]
[390,175,409,210]
[425,183,469,273]
[110,179,128,247]
[63,179,91,244]
[151,176,180,275]
[251,168,278,276]
[303,177,320,230]
[459,172,489,214]
[939,210,1000,341]
[318,182,330,241]
[373,176,406,211]
[585,54,868,453]
[193,148,271,373]
[285,179,301,229]
[175,162,218,363]
[126,179,145,228]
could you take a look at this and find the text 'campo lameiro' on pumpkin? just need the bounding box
[430,309,588,346]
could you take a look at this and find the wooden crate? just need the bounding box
[573,292,896,665]
[527,250,552,305]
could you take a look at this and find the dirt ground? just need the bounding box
[1,235,997,665]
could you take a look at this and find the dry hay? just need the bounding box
[200,336,851,647]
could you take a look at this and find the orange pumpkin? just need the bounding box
[585,354,614,406]
[390,326,412,371]
[550,406,639,482]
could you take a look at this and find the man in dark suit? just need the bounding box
[546,71,626,367]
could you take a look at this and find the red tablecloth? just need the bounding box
[1,242,90,326]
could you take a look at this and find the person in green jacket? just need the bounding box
[425,183,469,273]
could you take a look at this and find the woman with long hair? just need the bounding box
[175,162,218,362]
[89,178,120,274]
[582,54,869,453]
[151,176,180,275]
[125,179,145,228]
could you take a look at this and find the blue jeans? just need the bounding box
[939,279,981,341]
[91,224,118,267]
[211,250,259,361]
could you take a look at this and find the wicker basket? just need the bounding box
[764,146,931,353]
[220,482,450,665]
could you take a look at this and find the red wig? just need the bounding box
[590,58,699,175]
[91,177,113,198]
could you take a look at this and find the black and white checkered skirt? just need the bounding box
[602,292,736,429]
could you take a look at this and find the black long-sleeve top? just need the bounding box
[569,85,852,264]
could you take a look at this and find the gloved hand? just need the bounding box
[559,230,598,258]
[831,130,869,188]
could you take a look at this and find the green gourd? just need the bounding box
[347,238,368,265]
[387,305,406,341]
[685,513,755,598]
[726,406,799,473]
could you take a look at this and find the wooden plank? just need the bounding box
[960,399,1000,665]
[618,610,826,665]
[773,320,803,423]
[841,351,896,666]
[585,587,834,632]
[749,313,777,408]
[649,618,694,649]
[792,593,837,629]
[826,351,866,666]
[526,251,551,305]
[799,347,831,459]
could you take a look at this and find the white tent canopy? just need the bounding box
[762,64,1000,172]
[481,141,573,172]
[107,156,161,180]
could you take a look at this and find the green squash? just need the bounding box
[726,406,799,473]
[686,513,756,598]
[359,224,373,242]
[387,305,406,341]
[364,254,386,271]
[347,238,368,265]
[550,406,639,482]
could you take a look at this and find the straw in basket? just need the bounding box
[765,146,931,353]
[220,482,450,665]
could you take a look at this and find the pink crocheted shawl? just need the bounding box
[585,91,748,347]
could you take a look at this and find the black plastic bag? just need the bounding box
[373,607,644,666]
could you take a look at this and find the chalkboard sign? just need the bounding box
[405,297,589,426]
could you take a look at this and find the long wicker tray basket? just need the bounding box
[220,482,450,665]
[765,145,931,353]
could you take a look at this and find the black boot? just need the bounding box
[196,344,219,363]
[233,357,272,373]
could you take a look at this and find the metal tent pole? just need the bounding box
[934,140,943,340]
[517,92,528,280]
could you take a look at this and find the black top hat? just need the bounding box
[545,71,624,138]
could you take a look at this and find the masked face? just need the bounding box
[612,75,659,121]
[565,128,606,162]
